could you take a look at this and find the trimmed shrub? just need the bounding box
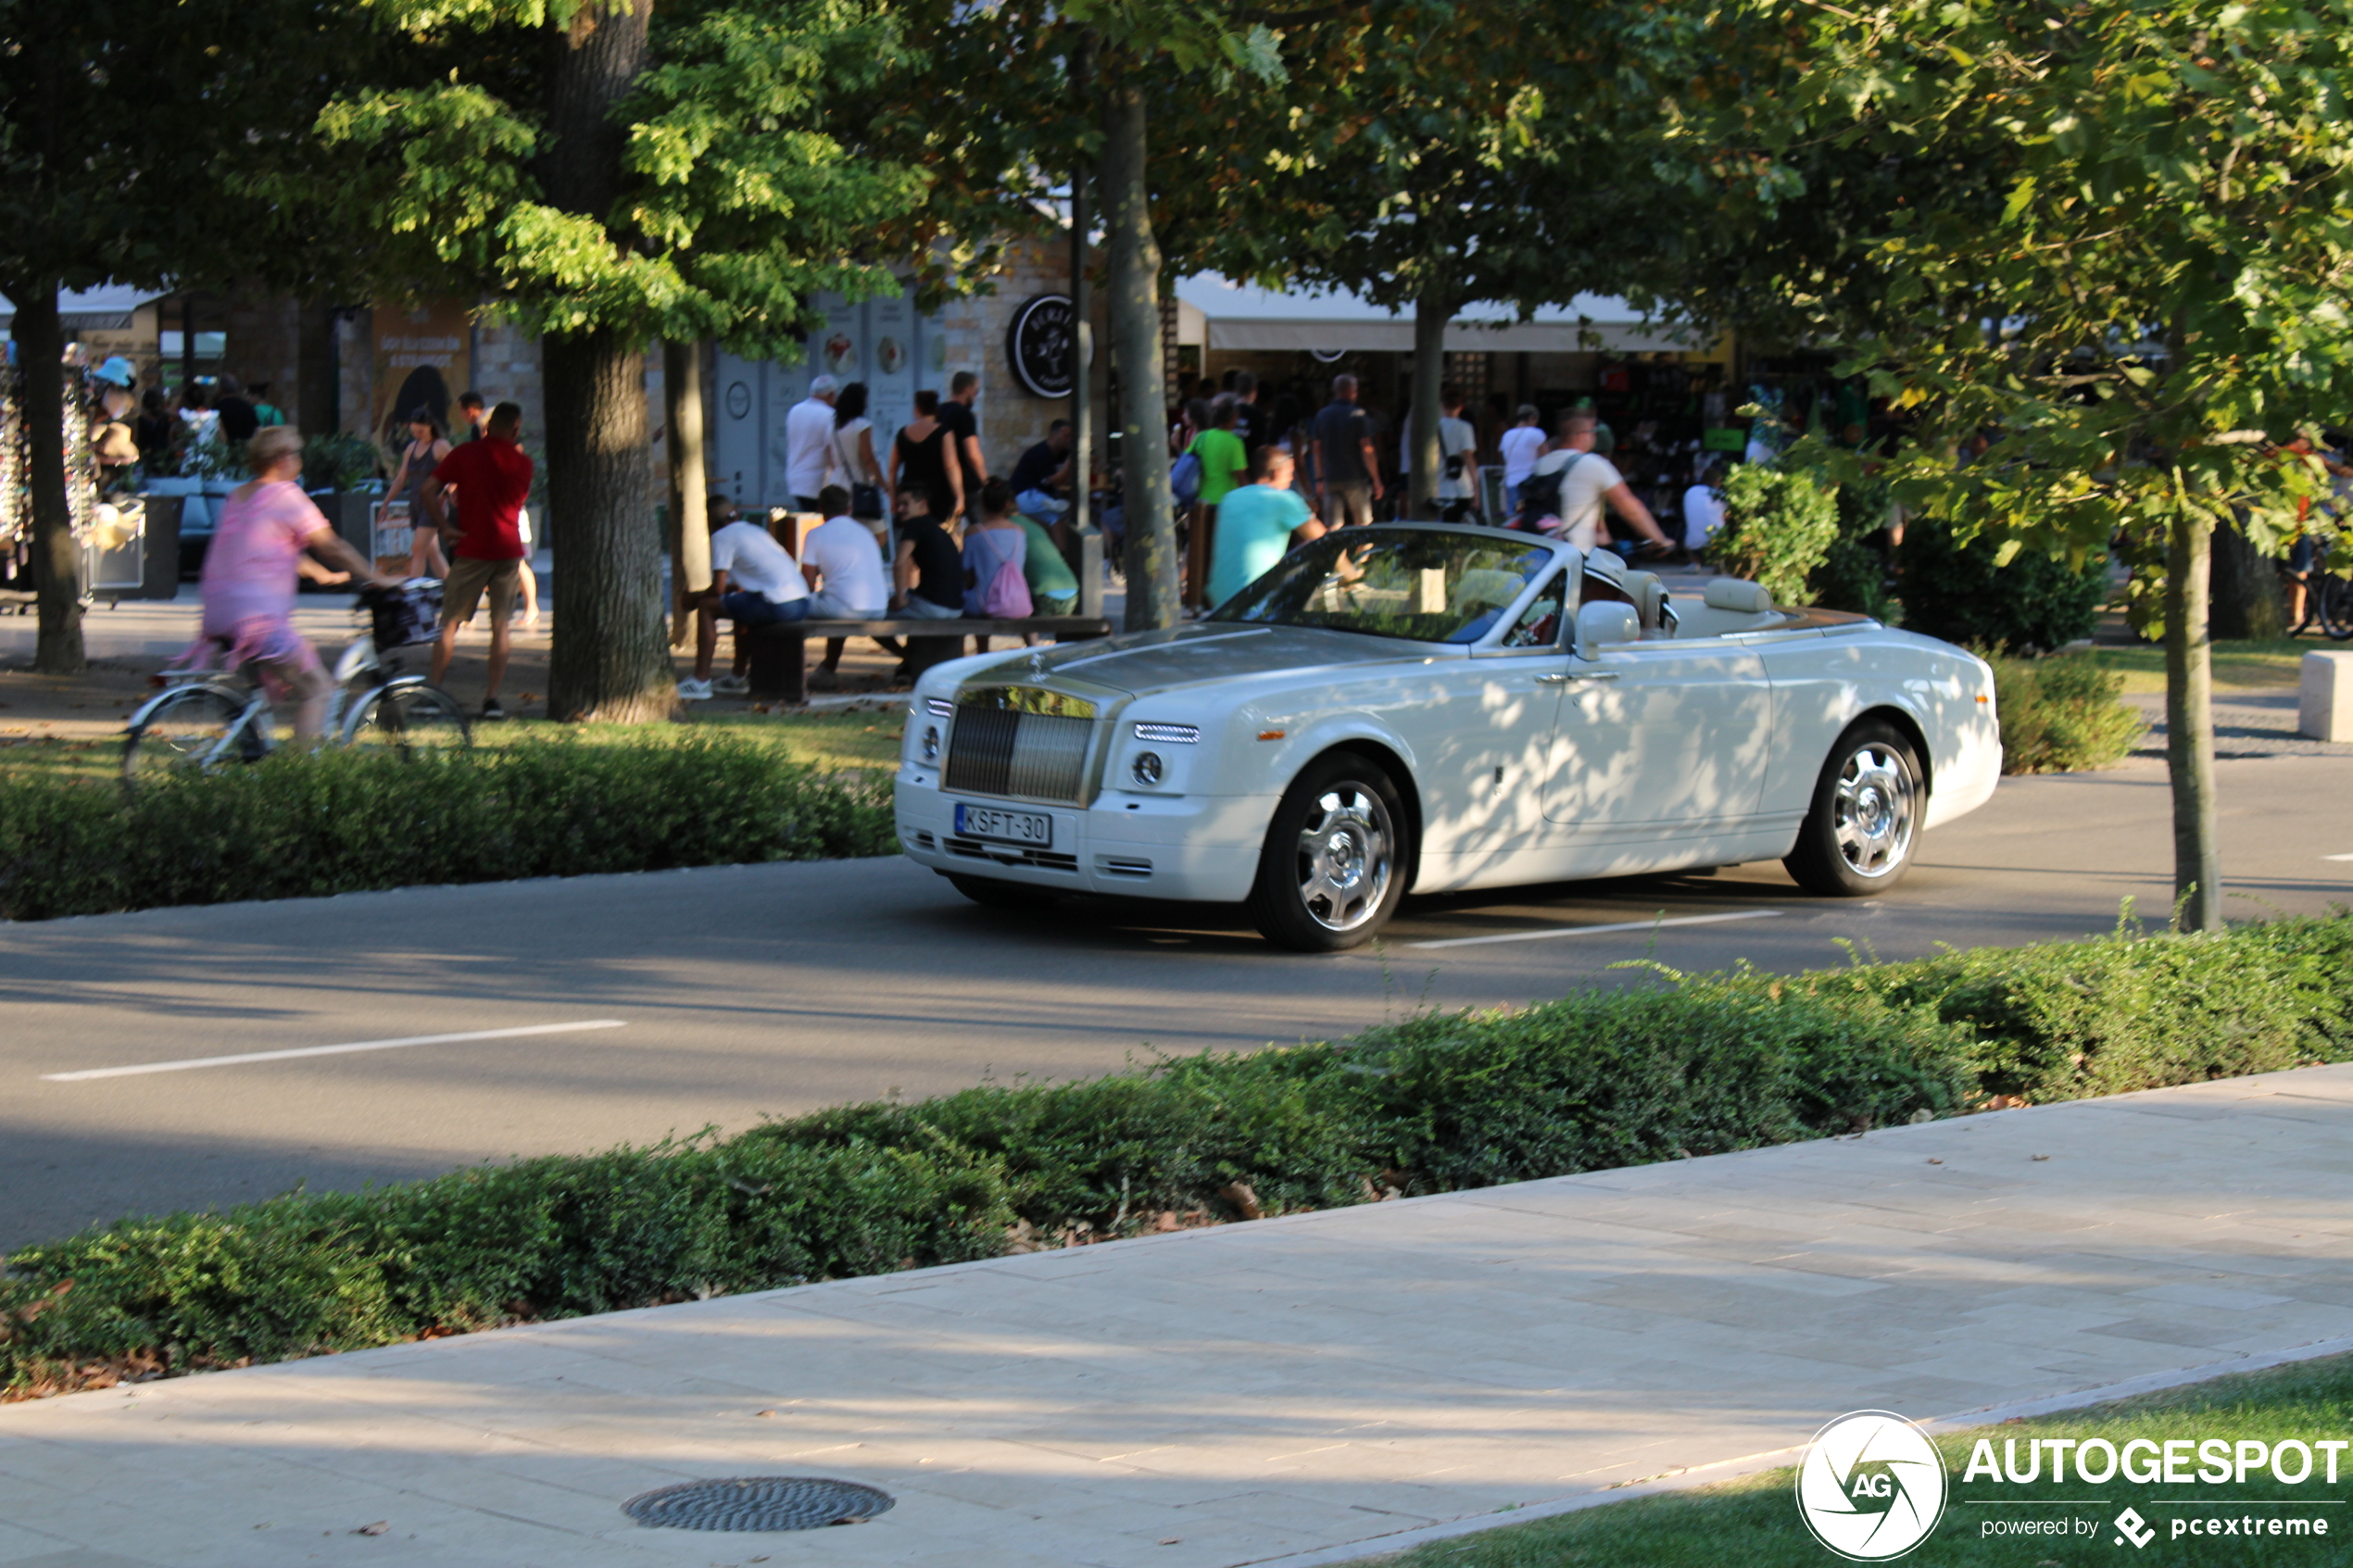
[0,734,895,920]
[8,915,2348,1399]
[1987,650,2145,772]
[1897,522,2109,650]
[1706,465,1842,608]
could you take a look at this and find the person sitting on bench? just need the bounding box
[802,483,892,687]
[680,495,810,701]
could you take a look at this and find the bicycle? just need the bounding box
[2280,526,2353,641]
[122,583,472,787]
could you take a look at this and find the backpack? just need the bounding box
[981,549,1034,618]
[1514,453,1583,532]
[1170,448,1203,505]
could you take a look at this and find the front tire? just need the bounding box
[342,681,472,759]
[1783,719,1923,897]
[1248,753,1408,951]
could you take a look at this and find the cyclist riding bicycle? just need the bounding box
[190,425,404,739]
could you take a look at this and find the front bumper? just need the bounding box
[894,769,1276,902]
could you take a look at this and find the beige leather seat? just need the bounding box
[1621,570,1667,633]
[1704,577,1773,615]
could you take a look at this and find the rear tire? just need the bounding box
[121,684,257,790]
[946,872,1060,910]
[1247,753,1408,951]
[2320,573,2353,641]
[1783,719,1923,897]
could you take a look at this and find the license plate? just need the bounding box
[955,803,1052,847]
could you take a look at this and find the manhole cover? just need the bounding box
[623,1475,896,1532]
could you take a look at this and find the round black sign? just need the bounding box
[1007,294,1077,398]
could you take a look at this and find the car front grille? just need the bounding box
[945,837,1081,873]
[943,687,1096,804]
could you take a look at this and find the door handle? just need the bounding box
[1537,671,1619,684]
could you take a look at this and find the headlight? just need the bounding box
[1130,750,1164,786]
[921,725,940,761]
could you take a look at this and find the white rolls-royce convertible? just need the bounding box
[893,524,2000,951]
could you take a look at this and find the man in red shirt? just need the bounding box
[422,400,534,720]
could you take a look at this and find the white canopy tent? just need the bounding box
[1170,273,1706,356]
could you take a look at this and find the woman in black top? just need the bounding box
[889,484,965,616]
[888,388,962,521]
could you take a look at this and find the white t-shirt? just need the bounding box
[1682,483,1725,551]
[1436,416,1478,501]
[801,515,888,614]
[1498,424,1545,487]
[711,520,808,605]
[784,395,837,499]
[1529,448,1624,552]
[830,417,874,488]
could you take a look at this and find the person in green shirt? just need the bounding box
[1015,512,1080,613]
[1184,396,1250,608]
[1207,444,1324,607]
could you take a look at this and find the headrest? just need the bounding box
[1703,577,1773,614]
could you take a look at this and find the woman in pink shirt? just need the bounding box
[197,426,400,738]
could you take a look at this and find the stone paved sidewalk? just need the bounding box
[4,1064,2350,1568]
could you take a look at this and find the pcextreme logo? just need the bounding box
[1795,1411,1950,1561]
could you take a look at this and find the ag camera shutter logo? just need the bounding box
[1794,1411,1949,1561]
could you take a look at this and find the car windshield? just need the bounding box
[1210,529,1555,644]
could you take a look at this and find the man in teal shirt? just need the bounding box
[1207,445,1324,606]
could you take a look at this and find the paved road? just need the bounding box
[6,752,2349,1251]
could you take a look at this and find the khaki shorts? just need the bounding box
[443,556,521,627]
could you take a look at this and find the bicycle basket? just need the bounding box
[370,580,444,649]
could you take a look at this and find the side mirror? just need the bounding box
[1574,600,1640,660]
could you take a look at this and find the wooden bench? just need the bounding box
[740,615,1115,702]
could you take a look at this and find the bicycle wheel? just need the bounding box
[342,680,473,759]
[2319,573,2353,641]
[122,684,262,788]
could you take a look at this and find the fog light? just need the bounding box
[921,725,940,761]
[1130,750,1164,786]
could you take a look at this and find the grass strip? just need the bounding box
[4,913,2347,1400]
[0,731,896,920]
[1383,1351,2353,1567]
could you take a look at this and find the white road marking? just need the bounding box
[2325,853,2353,862]
[1409,909,1785,950]
[41,1021,628,1082]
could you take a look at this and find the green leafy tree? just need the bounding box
[0,0,374,671]
[1710,0,2353,930]
[320,0,924,719]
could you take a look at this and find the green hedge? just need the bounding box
[0,734,896,920]
[1987,649,2145,772]
[6,915,2348,1399]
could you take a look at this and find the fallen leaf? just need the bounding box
[355,1521,390,1536]
[1160,1538,1181,1546]
[1153,1210,1179,1232]
[2031,1154,2050,1161]
[1926,1158,1944,1165]
[1220,1181,1264,1221]
[755,1409,779,1418]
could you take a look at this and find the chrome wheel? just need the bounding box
[1832,743,1917,880]
[1293,784,1394,932]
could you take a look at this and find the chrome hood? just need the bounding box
[973,623,1440,697]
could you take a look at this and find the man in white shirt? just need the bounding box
[1682,461,1729,553]
[1523,411,1669,553]
[1497,405,1545,516]
[784,374,840,511]
[799,484,893,687]
[683,499,810,699]
[1435,390,1478,521]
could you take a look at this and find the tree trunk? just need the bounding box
[2208,520,2284,640]
[1069,32,1093,542]
[9,282,84,673]
[2164,504,2222,932]
[664,340,710,647]
[539,0,668,720]
[1406,286,1450,521]
[297,299,339,436]
[1102,73,1175,632]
